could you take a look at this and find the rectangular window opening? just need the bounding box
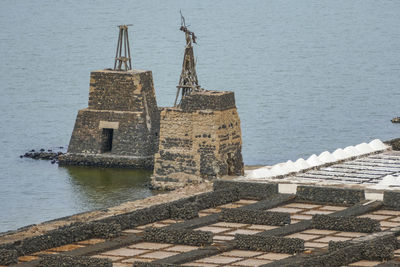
[101,128,113,153]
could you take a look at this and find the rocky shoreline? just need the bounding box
[391,117,400,123]
[20,147,66,164]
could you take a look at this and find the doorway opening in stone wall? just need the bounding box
[101,128,113,153]
[226,153,234,175]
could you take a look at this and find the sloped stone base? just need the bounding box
[58,153,153,169]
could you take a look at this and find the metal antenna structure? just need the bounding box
[174,12,203,107]
[114,24,132,71]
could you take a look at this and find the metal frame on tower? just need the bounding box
[114,24,132,71]
[174,13,204,107]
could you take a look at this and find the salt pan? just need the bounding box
[247,167,273,179]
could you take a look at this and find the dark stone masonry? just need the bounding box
[59,69,160,169]
[179,90,236,112]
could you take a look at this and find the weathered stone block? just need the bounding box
[383,191,400,210]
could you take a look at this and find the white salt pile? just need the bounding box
[318,151,336,163]
[284,160,300,173]
[246,139,388,180]
[271,164,288,176]
[332,148,350,160]
[307,154,323,167]
[344,146,361,157]
[355,143,374,154]
[369,139,387,151]
[294,158,309,170]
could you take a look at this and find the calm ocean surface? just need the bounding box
[1,0,399,232]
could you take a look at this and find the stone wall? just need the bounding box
[152,90,244,189]
[60,69,159,168]
[312,214,381,233]
[0,222,120,257]
[180,90,236,112]
[67,109,155,156]
[38,254,112,267]
[88,70,157,113]
[235,234,305,254]
[58,153,153,169]
[143,228,213,246]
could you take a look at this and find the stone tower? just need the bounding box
[151,16,244,189]
[59,26,159,168]
[152,91,244,189]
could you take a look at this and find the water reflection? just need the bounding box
[63,166,154,211]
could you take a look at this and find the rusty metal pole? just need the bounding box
[174,13,203,107]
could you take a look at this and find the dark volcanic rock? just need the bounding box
[213,180,278,199]
[133,263,183,267]
[297,186,365,204]
[38,254,112,267]
[0,222,120,257]
[194,188,240,210]
[235,234,304,254]
[21,147,66,162]
[385,138,400,151]
[0,249,18,265]
[391,117,400,123]
[220,208,290,226]
[384,191,400,210]
[170,202,199,220]
[312,214,381,233]
[143,227,213,246]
